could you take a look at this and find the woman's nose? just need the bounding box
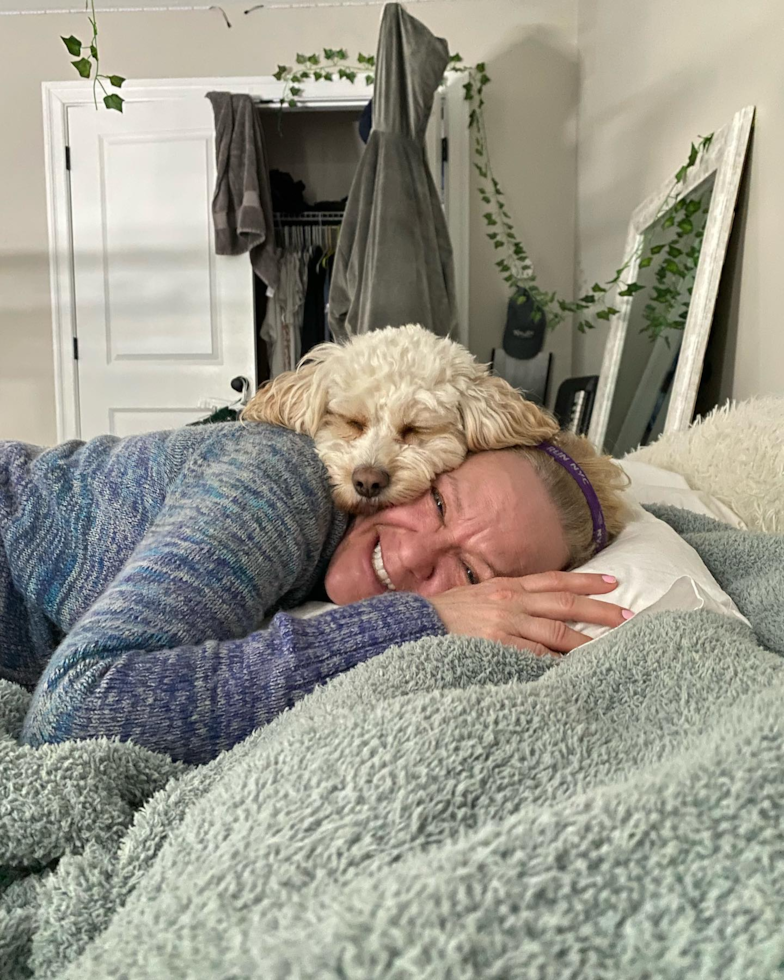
[394,526,443,587]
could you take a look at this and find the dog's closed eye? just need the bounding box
[325,413,367,439]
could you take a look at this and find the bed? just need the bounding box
[2,397,783,979]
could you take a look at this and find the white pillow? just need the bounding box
[619,459,747,529]
[569,506,749,642]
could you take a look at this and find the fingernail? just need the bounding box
[622,609,635,620]
[602,575,617,583]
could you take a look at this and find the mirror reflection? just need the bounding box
[604,173,716,457]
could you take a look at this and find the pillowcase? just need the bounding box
[569,506,749,642]
[618,459,746,529]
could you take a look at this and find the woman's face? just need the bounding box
[324,449,570,605]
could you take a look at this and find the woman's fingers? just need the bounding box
[492,571,621,597]
[521,592,632,628]
[498,634,555,658]
[502,613,592,654]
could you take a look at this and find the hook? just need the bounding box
[209,4,232,26]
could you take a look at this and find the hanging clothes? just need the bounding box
[206,92,278,294]
[260,249,308,376]
[300,247,327,357]
[328,3,458,339]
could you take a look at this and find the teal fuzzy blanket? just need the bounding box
[2,508,783,979]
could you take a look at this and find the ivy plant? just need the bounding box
[61,0,125,111]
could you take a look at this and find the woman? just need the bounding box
[0,421,629,765]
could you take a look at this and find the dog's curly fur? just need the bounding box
[243,324,559,512]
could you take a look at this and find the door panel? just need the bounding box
[68,99,256,439]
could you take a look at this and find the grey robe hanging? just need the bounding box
[328,3,458,339]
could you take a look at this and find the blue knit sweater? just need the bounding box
[0,423,445,764]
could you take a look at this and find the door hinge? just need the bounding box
[72,336,79,360]
[441,136,449,163]
[65,146,71,171]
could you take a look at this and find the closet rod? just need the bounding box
[254,99,367,111]
[274,211,344,223]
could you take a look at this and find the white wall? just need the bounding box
[575,0,784,406]
[0,0,578,443]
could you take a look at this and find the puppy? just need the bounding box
[242,323,558,512]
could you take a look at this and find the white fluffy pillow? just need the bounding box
[569,506,748,642]
[626,395,784,534]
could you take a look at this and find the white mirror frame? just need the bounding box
[588,105,754,451]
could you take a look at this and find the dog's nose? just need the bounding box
[352,466,390,499]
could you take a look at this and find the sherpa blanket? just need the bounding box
[1,507,783,980]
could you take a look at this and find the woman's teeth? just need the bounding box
[372,541,396,591]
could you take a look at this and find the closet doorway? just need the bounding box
[43,76,469,442]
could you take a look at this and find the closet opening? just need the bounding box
[253,104,367,384]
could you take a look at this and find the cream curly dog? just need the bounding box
[243,323,558,513]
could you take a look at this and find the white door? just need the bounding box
[68,98,256,439]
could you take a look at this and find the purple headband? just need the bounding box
[536,441,608,553]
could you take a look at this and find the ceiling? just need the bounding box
[0,0,384,11]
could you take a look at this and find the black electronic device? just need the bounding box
[553,375,599,435]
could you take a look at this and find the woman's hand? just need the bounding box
[428,572,632,657]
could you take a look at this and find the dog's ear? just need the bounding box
[459,373,560,450]
[242,362,328,435]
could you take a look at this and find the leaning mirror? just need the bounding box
[589,106,754,457]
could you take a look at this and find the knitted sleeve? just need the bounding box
[19,427,445,763]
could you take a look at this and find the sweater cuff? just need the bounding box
[274,591,446,678]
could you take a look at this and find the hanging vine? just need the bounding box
[274,50,713,343]
[59,3,713,342]
[61,0,125,111]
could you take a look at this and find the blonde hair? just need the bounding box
[514,431,631,569]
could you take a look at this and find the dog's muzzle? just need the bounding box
[352,466,390,499]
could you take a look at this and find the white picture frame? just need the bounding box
[588,105,754,452]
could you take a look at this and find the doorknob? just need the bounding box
[230,376,251,405]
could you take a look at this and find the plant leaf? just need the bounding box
[104,93,123,112]
[62,35,82,56]
[108,75,125,87]
[639,256,652,268]
[72,58,92,79]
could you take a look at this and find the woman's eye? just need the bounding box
[431,486,445,518]
[464,564,477,585]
